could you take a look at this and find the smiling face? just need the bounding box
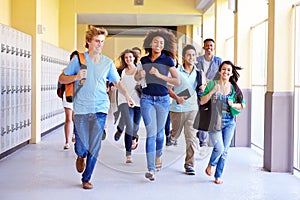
[183,49,196,66]
[150,36,164,54]
[219,63,233,80]
[87,34,106,54]
[124,52,135,66]
[203,40,215,56]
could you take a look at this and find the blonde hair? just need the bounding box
[85,26,108,48]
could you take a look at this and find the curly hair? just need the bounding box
[142,29,177,59]
[117,49,139,70]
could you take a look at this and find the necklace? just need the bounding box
[218,82,231,95]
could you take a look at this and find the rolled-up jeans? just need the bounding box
[74,112,106,183]
[208,112,235,179]
[140,94,170,172]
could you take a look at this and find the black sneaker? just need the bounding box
[185,166,195,175]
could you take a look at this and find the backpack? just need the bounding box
[57,52,86,102]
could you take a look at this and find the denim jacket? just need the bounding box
[196,55,222,80]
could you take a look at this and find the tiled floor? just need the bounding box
[1,113,300,200]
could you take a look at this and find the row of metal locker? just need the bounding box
[0,23,69,155]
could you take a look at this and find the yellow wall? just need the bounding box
[74,0,199,14]
[202,4,215,47]
[215,0,234,59]
[0,0,11,25]
[103,36,144,63]
[267,0,294,92]
[40,0,60,46]
[59,0,77,51]
[76,24,88,52]
[235,0,268,88]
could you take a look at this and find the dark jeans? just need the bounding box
[119,103,141,155]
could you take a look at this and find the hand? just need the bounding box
[199,84,207,92]
[228,99,233,107]
[110,85,117,91]
[176,96,187,104]
[149,67,161,78]
[211,83,219,93]
[127,96,135,108]
[76,69,87,80]
[137,69,146,79]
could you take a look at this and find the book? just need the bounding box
[177,88,191,99]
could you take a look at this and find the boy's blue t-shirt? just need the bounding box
[64,52,119,114]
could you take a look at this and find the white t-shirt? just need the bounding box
[118,69,140,106]
[202,60,211,84]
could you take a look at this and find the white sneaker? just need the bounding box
[63,143,70,150]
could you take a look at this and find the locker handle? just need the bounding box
[11,46,16,55]
[6,45,11,53]
[1,43,6,52]
[1,128,6,136]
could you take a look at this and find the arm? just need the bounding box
[58,72,77,84]
[150,66,180,86]
[58,69,85,84]
[228,99,246,110]
[200,82,218,105]
[113,80,135,107]
[168,85,186,104]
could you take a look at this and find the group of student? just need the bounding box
[58,26,245,189]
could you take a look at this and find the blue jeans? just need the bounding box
[119,103,142,155]
[74,112,107,183]
[140,94,170,172]
[208,112,235,179]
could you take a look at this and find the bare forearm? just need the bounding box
[58,73,77,84]
[157,73,180,86]
[200,91,213,105]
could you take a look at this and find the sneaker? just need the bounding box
[166,138,177,146]
[126,155,133,163]
[63,143,70,150]
[102,129,106,141]
[76,156,86,173]
[185,166,196,175]
[145,171,155,181]
[82,182,93,189]
[114,130,122,141]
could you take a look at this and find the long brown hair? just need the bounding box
[117,49,138,70]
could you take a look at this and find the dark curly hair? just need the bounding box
[218,60,244,103]
[142,29,177,59]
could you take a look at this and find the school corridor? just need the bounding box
[1,112,300,200]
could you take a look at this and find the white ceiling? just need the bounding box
[76,0,214,27]
[77,13,202,26]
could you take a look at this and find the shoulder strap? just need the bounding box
[195,70,202,100]
[73,52,86,99]
[78,52,86,66]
